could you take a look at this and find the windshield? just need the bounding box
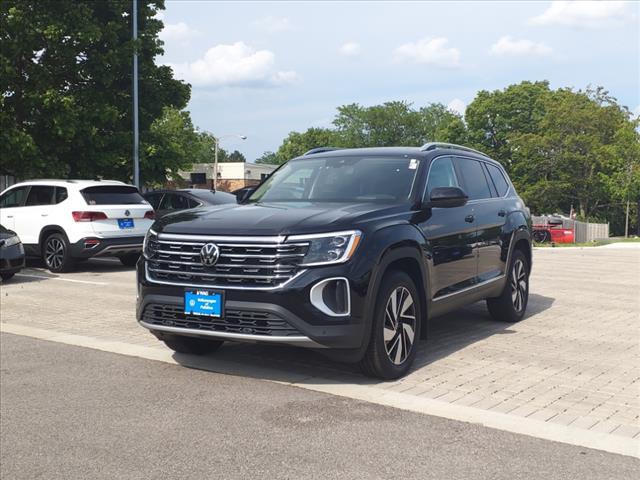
[248,156,420,203]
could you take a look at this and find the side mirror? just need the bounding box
[236,187,256,203]
[426,187,468,208]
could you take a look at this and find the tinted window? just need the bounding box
[454,158,492,200]
[81,186,146,205]
[159,193,191,211]
[145,193,163,209]
[426,157,459,198]
[250,156,420,203]
[55,187,68,204]
[190,190,236,205]
[485,163,510,197]
[0,187,29,208]
[25,186,55,206]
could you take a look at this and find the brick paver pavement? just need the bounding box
[1,246,639,440]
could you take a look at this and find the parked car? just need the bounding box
[0,180,154,272]
[137,143,532,379]
[0,225,25,281]
[144,189,237,217]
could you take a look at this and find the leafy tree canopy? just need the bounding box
[0,0,190,184]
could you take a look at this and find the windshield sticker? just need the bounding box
[409,159,418,170]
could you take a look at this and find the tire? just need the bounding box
[486,249,529,323]
[359,270,422,380]
[161,334,224,355]
[118,253,140,267]
[42,233,76,273]
[1,272,15,281]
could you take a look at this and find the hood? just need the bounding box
[154,202,411,236]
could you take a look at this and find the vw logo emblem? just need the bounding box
[124,209,130,217]
[200,243,220,267]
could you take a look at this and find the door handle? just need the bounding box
[41,213,48,217]
[465,214,475,223]
[498,209,506,217]
[6,215,13,218]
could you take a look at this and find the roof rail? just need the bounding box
[303,147,343,156]
[420,142,489,158]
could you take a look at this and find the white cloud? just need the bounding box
[394,37,460,67]
[447,98,466,116]
[339,42,362,57]
[252,16,293,33]
[167,42,298,88]
[160,21,200,44]
[530,1,632,28]
[490,36,553,57]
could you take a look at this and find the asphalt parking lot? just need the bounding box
[1,245,639,460]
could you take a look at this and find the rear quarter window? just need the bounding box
[81,186,146,205]
[485,163,510,197]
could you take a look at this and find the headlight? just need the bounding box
[143,229,157,259]
[288,230,362,266]
[3,235,21,247]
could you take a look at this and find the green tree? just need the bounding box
[275,127,341,162]
[0,0,190,183]
[255,151,281,164]
[226,150,246,163]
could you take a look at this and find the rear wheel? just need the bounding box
[118,253,140,267]
[161,334,224,355]
[359,270,421,380]
[486,249,529,322]
[43,233,75,273]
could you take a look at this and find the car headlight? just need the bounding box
[143,229,157,259]
[3,235,21,247]
[288,230,362,266]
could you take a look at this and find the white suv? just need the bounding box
[0,180,154,272]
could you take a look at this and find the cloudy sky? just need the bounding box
[158,1,639,161]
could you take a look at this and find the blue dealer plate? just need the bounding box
[118,218,134,229]
[184,290,223,317]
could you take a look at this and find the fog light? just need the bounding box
[310,277,350,317]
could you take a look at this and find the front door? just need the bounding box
[418,156,477,299]
[0,185,31,230]
[15,185,56,245]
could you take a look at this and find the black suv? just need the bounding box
[137,143,532,379]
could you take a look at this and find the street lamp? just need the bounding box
[211,134,247,190]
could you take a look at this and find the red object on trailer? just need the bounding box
[532,217,575,244]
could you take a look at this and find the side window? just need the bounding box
[454,158,492,200]
[485,163,510,197]
[159,193,190,211]
[145,193,163,209]
[186,198,200,209]
[425,157,459,198]
[55,187,68,204]
[25,185,55,206]
[0,186,29,208]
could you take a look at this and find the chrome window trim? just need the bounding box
[422,155,460,203]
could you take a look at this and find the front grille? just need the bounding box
[142,303,302,337]
[145,234,309,289]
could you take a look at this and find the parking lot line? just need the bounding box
[13,273,108,286]
[2,321,638,459]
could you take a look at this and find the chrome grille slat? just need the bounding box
[146,234,309,289]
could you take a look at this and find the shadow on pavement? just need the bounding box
[171,292,556,384]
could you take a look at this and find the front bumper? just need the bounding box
[136,259,370,350]
[0,243,26,274]
[70,236,145,259]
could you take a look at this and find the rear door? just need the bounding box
[79,185,153,238]
[454,157,506,283]
[0,186,30,230]
[418,156,477,298]
[15,185,56,244]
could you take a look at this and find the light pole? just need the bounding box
[211,134,247,190]
[132,0,139,188]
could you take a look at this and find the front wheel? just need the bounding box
[161,334,224,355]
[486,250,529,322]
[43,233,76,273]
[359,270,421,380]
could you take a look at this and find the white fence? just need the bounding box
[531,215,609,243]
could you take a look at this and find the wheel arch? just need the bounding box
[39,225,68,251]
